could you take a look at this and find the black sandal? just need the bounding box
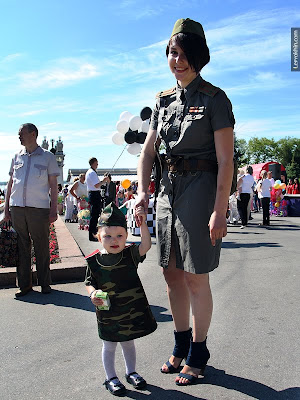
[125,372,147,389]
[161,328,192,374]
[176,338,210,386]
[103,377,126,396]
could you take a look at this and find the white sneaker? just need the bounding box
[240,225,246,229]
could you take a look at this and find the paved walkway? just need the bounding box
[1,213,300,399]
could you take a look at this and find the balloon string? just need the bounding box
[110,144,128,172]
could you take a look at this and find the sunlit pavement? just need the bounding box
[1,213,300,400]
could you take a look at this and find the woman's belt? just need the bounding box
[164,157,218,174]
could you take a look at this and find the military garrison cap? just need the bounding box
[98,202,127,230]
[171,18,206,40]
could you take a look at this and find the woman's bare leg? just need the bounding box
[161,245,191,372]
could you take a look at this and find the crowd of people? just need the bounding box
[57,158,156,240]
[228,168,299,228]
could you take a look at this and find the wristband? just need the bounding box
[89,290,96,298]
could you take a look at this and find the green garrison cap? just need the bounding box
[98,202,127,230]
[171,18,206,40]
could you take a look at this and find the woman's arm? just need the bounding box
[209,127,234,246]
[69,181,79,200]
[135,128,158,225]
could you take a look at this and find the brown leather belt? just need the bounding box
[164,157,218,174]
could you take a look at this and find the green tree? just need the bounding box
[247,137,278,164]
[285,161,298,180]
[234,136,249,167]
[276,137,300,176]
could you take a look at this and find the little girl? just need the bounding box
[85,202,157,396]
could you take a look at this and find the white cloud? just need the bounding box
[236,114,300,140]
[0,53,23,64]
[17,60,101,90]
[224,70,295,96]
[16,109,47,117]
[0,133,20,156]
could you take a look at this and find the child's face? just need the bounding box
[98,226,128,254]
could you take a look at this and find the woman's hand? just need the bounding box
[208,211,227,246]
[134,192,149,226]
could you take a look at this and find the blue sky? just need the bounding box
[0,0,299,182]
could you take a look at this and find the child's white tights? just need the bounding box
[102,339,136,380]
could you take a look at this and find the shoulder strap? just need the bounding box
[156,87,176,98]
[197,79,220,97]
[85,249,100,259]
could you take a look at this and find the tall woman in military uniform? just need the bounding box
[135,18,234,386]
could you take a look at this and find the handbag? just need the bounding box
[0,222,19,268]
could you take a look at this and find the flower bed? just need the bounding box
[31,224,61,264]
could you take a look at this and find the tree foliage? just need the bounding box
[234,136,250,167]
[247,137,278,164]
[240,136,300,178]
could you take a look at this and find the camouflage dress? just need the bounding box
[85,244,157,342]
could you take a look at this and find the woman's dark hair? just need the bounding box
[166,33,210,73]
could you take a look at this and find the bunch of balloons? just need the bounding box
[270,181,288,216]
[274,179,286,190]
[111,107,152,155]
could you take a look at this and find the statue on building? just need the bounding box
[56,137,63,153]
[41,136,49,150]
[41,136,65,185]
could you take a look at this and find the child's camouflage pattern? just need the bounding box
[85,244,157,342]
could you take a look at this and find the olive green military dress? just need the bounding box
[150,74,235,274]
[85,244,157,342]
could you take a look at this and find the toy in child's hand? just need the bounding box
[94,290,111,310]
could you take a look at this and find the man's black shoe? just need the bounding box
[41,285,52,294]
[89,237,98,242]
[15,287,33,298]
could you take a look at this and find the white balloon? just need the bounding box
[116,120,129,135]
[127,143,142,155]
[112,132,125,146]
[119,111,133,122]
[129,115,142,131]
[140,120,150,133]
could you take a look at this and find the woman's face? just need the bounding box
[168,38,197,88]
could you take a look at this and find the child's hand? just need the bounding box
[135,206,146,226]
[90,290,104,307]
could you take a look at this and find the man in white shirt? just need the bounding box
[85,157,108,241]
[4,123,60,297]
[237,165,255,228]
